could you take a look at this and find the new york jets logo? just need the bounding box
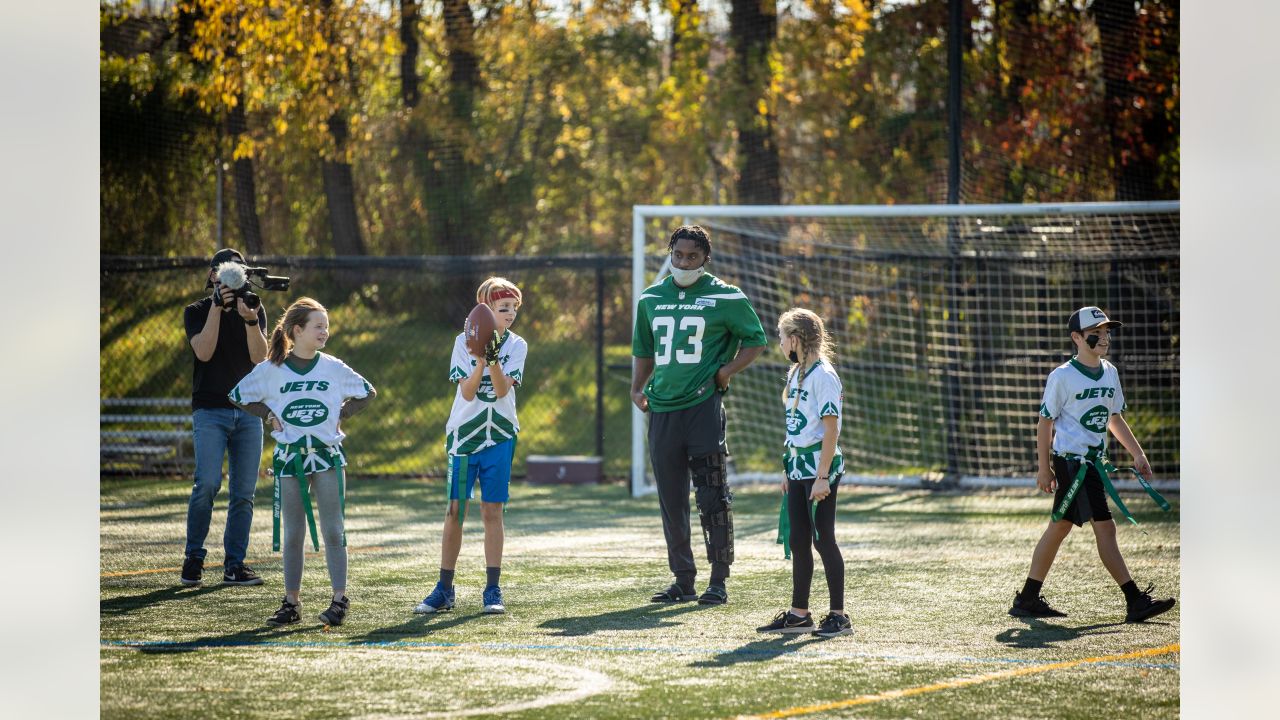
[1079,405,1110,433]
[282,399,328,427]
[785,408,808,434]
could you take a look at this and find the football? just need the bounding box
[464,303,497,357]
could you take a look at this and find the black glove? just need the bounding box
[484,331,501,366]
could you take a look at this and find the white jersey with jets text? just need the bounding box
[1039,357,1126,457]
[445,330,527,456]
[229,352,372,447]
[784,359,844,449]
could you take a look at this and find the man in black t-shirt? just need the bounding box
[180,248,269,587]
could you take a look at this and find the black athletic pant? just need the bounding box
[648,393,729,586]
[788,478,844,611]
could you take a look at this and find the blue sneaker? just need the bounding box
[482,584,505,614]
[414,582,455,614]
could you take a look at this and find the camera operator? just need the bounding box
[180,248,269,587]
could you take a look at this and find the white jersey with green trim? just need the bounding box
[445,330,527,456]
[229,352,372,447]
[1039,357,1126,457]
[781,358,845,480]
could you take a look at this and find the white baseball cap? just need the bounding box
[1068,306,1123,333]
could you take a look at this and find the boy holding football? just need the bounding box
[416,278,527,615]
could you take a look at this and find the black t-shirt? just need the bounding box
[184,297,269,410]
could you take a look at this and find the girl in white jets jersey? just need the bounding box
[1009,307,1173,623]
[756,308,851,638]
[229,297,376,628]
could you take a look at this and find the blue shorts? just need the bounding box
[447,439,515,504]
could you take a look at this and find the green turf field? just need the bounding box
[100,477,1179,719]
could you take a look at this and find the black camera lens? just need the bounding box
[243,292,261,310]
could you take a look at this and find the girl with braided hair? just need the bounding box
[756,308,852,637]
[229,297,377,627]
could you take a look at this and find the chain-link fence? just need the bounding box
[101,255,634,477]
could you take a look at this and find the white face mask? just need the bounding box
[669,264,705,287]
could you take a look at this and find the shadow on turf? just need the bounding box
[134,623,322,654]
[349,611,488,642]
[100,583,232,616]
[996,617,1131,649]
[688,635,814,668]
[537,602,704,637]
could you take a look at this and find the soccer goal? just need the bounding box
[630,202,1180,498]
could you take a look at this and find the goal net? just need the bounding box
[630,203,1179,497]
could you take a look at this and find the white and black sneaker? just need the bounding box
[223,564,264,586]
[319,596,349,626]
[815,612,853,638]
[267,598,301,627]
[756,610,815,634]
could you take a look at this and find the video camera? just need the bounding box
[213,261,291,311]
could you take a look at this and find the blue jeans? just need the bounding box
[185,407,263,567]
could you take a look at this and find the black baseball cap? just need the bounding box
[210,248,246,268]
[1068,306,1123,333]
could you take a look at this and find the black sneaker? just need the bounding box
[267,597,301,626]
[815,612,853,638]
[223,564,264,586]
[756,610,815,634]
[1125,584,1176,623]
[650,583,697,603]
[319,596,349,627]
[180,556,203,587]
[697,584,728,605]
[1009,592,1067,618]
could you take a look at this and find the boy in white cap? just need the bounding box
[1009,306,1175,623]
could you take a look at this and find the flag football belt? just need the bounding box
[446,437,515,527]
[1051,451,1171,529]
[272,436,347,552]
[776,494,818,560]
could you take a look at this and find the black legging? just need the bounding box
[787,478,844,611]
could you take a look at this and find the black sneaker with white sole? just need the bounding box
[223,564,264,586]
[1125,584,1176,623]
[756,610,815,634]
[267,598,301,626]
[815,612,853,638]
[1009,592,1067,618]
[180,556,204,587]
[319,596,349,626]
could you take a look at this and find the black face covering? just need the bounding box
[788,350,800,363]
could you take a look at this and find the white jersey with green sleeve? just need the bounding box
[782,359,845,480]
[445,329,527,456]
[1039,357,1126,458]
[632,273,767,413]
[229,353,372,477]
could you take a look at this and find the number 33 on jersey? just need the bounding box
[632,273,767,413]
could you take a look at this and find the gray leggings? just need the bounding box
[280,469,346,593]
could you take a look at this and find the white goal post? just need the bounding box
[630,202,1180,498]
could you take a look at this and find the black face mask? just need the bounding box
[788,350,800,363]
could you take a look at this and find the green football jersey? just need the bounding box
[632,273,767,413]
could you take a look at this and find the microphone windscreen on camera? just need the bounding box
[216,261,248,290]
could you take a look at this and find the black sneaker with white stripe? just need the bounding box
[756,610,815,634]
[815,612,853,638]
[223,564,264,586]
[267,598,301,627]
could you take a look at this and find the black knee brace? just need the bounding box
[691,452,734,565]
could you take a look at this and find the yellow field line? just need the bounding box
[100,545,389,578]
[737,643,1180,719]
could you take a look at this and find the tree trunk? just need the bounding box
[729,0,781,205]
[998,0,1035,202]
[400,0,421,109]
[322,113,367,255]
[225,99,264,255]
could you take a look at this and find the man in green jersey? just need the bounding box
[631,225,768,605]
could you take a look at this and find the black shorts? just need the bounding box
[1051,455,1113,527]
